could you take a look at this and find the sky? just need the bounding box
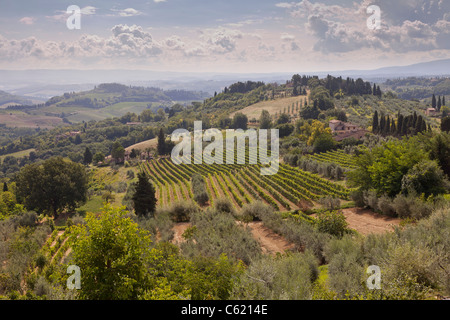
[0,0,449,73]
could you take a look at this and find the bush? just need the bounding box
[116,181,128,193]
[126,170,135,179]
[239,201,273,221]
[316,210,349,238]
[230,251,319,299]
[377,195,395,216]
[363,190,378,211]
[167,200,199,222]
[213,198,235,216]
[191,174,209,206]
[318,196,341,210]
[350,189,365,207]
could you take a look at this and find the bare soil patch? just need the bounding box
[171,222,191,245]
[341,208,401,235]
[247,221,294,255]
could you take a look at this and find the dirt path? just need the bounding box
[171,222,191,245]
[247,221,294,255]
[341,208,401,235]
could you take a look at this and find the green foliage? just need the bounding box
[401,160,449,197]
[191,174,209,206]
[349,137,427,197]
[132,172,157,217]
[16,157,88,217]
[231,251,319,299]
[72,205,153,299]
[316,210,349,238]
[259,110,272,129]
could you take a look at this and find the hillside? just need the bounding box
[6,83,210,124]
[229,94,309,121]
[0,90,34,108]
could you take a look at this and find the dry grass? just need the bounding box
[229,94,309,120]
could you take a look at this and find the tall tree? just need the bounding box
[437,96,442,112]
[432,94,437,109]
[379,114,386,134]
[157,128,166,156]
[441,116,450,132]
[397,114,404,135]
[259,110,272,129]
[16,157,88,218]
[111,141,125,163]
[232,112,248,130]
[443,96,446,107]
[132,172,157,217]
[83,147,93,165]
[3,182,7,192]
[372,110,379,133]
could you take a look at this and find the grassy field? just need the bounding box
[0,148,36,161]
[0,110,63,129]
[230,94,309,120]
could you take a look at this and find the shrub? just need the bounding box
[350,189,365,207]
[377,195,395,216]
[230,251,319,300]
[126,170,135,180]
[318,196,341,210]
[15,211,38,227]
[239,201,273,221]
[316,210,349,238]
[116,181,128,193]
[167,200,199,222]
[363,190,378,211]
[213,198,235,216]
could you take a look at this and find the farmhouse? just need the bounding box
[329,120,367,142]
[426,108,438,116]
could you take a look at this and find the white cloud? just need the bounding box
[278,0,450,54]
[80,6,97,15]
[112,8,144,17]
[19,17,35,25]
[280,33,295,41]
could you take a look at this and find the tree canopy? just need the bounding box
[16,157,88,217]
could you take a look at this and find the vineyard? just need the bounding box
[307,150,357,169]
[140,153,350,211]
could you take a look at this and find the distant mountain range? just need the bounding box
[0,58,449,99]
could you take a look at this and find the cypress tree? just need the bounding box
[157,128,166,155]
[373,83,377,95]
[391,118,396,135]
[132,172,157,217]
[397,114,404,135]
[432,94,436,109]
[372,110,379,133]
[385,115,391,135]
[443,96,446,107]
[379,114,386,135]
[401,116,409,135]
[83,147,93,165]
[437,96,442,112]
[415,115,423,133]
[3,182,7,192]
